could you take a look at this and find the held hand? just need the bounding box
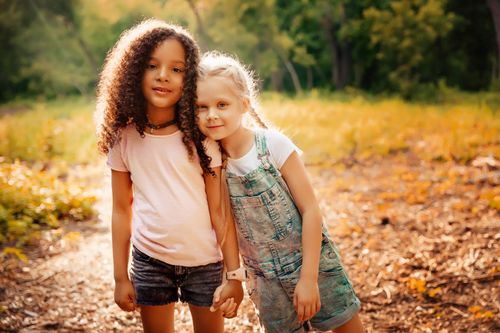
[114,279,137,312]
[218,297,238,318]
[293,277,321,322]
[210,280,244,317]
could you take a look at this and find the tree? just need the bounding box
[362,0,456,96]
[487,0,500,81]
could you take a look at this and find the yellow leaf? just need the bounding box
[2,247,28,262]
[427,287,441,298]
[63,231,81,243]
[409,278,426,293]
[480,311,494,319]
[378,192,400,201]
[468,306,481,314]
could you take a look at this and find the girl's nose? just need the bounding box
[207,108,219,120]
[157,66,169,82]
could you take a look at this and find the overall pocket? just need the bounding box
[230,182,293,245]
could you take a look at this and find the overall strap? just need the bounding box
[255,130,295,199]
[255,130,269,159]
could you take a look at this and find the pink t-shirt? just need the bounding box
[107,125,222,266]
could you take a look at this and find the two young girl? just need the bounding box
[96,19,243,333]
[196,53,365,332]
[97,17,364,333]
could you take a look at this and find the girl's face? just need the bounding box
[196,76,248,142]
[141,38,186,113]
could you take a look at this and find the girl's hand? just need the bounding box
[293,277,321,322]
[210,280,244,317]
[219,297,238,318]
[114,279,137,312]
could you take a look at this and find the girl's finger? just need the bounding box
[297,305,304,322]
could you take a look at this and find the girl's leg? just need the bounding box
[140,303,175,333]
[188,304,224,333]
[332,313,365,333]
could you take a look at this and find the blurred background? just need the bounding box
[0,1,499,332]
[1,0,499,100]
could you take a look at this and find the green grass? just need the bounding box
[0,94,498,167]
[0,97,99,165]
[261,93,499,164]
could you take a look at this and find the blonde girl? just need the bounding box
[196,52,365,333]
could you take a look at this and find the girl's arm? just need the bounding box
[280,151,323,322]
[204,167,244,310]
[111,170,136,311]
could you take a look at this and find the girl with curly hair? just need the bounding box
[196,52,365,333]
[95,19,243,333]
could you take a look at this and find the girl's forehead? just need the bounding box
[150,38,186,61]
[198,76,243,98]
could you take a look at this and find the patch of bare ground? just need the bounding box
[1,154,498,332]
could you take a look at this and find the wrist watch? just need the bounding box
[226,267,247,281]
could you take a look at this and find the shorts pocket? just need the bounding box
[318,237,343,275]
[132,247,152,263]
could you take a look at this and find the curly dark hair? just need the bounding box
[95,19,213,175]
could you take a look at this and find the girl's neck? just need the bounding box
[146,106,175,124]
[220,127,255,159]
[145,106,178,135]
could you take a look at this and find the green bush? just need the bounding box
[0,162,97,246]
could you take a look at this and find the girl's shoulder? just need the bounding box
[257,128,294,146]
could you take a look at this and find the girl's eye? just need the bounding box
[147,64,157,69]
[196,105,207,111]
[217,102,227,109]
[173,67,184,73]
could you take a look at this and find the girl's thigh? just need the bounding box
[333,313,365,333]
[140,303,175,333]
[188,304,224,333]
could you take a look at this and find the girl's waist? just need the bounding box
[241,251,303,279]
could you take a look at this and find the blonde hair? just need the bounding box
[198,52,271,247]
[198,51,268,129]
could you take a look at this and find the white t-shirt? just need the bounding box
[107,125,222,266]
[226,129,302,176]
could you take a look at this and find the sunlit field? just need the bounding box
[264,93,499,165]
[1,94,498,166]
[0,97,99,165]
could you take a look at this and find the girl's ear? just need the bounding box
[242,97,251,113]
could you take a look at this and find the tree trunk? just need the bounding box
[270,69,284,91]
[185,0,210,50]
[322,3,340,89]
[338,2,351,88]
[487,0,500,79]
[273,46,303,94]
[306,67,313,89]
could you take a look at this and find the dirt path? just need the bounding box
[1,156,499,332]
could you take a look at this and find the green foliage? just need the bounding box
[0,162,97,247]
[0,97,98,164]
[363,0,456,97]
[0,0,498,101]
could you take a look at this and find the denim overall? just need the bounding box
[226,131,360,333]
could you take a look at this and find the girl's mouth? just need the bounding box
[153,87,171,94]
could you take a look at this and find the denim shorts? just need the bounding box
[130,247,223,307]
